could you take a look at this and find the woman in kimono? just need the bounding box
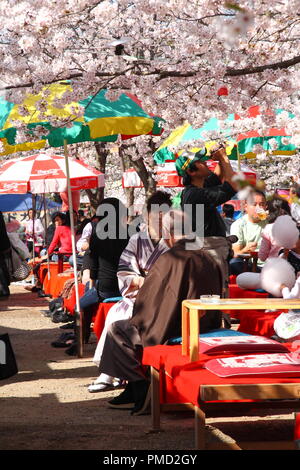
[88,191,172,392]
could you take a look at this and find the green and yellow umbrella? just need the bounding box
[154,106,297,165]
[0,82,164,156]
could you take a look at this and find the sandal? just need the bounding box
[88,382,117,393]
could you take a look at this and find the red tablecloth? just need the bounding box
[142,344,298,407]
[238,310,286,337]
[93,303,116,340]
[63,283,86,315]
[41,263,71,295]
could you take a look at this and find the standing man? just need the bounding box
[176,146,237,238]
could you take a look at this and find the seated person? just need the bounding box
[79,198,131,344]
[98,209,224,415]
[221,203,235,236]
[258,195,291,262]
[290,184,300,226]
[68,216,98,269]
[230,189,267,274]
[88,190,172,392]
[40,211,65,257]
[40,211,74,262]
[279,229,300,275]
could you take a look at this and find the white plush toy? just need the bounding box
[236,272,261,290]
[260,257,296,297]
[236,215,299,297]
[271,214,299,249]
[236,258,296,297]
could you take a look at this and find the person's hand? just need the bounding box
[129,276,145,290]
[245,241,257,252]
[210,145,226,162]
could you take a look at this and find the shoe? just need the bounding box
[41,310,52,317]
[108,383,135,409]
[57,332,75,341]
[51,333,75,348]
[37,289,51,298]
[51,339,74,348]
[131,380,151,416]
[88,382,117,393]
[52,309,73,324]
[24,285,39,292]
[65,343,77,356]
[60,322,75,330]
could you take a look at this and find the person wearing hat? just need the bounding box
[176,145,238,238]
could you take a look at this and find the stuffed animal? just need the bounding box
[236,214,299,297]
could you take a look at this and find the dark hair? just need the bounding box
[76,218,91,235]
[222,203,234,219]
[63,211,74,227]
[253,189,266,199]
[96,197,128,233]
[267,195,291,224]
[182,161,198,186]
[51,211,66,224]
[146,191,172,212]
[28,208,36,217]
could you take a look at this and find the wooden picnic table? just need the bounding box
[182,298,300,362]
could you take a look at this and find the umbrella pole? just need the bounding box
[64,139,83,358]
[237,144,241,172]
[32,194,36,285]
[43,194,51,280]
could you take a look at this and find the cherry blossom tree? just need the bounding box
[1,0,300,201]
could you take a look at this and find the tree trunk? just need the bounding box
[118,145,136,220]
[85,142,109,212]
[129,157,157,198]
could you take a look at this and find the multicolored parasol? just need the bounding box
[0,82,164,156]
[154,106,297,164]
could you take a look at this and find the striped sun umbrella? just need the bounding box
[0,82,164,157]
[0,153,104,194]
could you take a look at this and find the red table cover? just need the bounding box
[142,344,299,406]
[93,303,116,340]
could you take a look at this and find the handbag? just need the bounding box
[0,333,18,380]
[8,246,31,282]
[79,286,99,310]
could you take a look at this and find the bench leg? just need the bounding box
[194,405,206,449]
[151,366,161,432]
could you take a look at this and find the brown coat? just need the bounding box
[130,238,223,347]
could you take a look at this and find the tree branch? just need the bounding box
[2,53,300,92]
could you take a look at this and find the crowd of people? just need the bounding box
[2,144,300,414]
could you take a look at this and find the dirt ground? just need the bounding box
[0,285,298,452]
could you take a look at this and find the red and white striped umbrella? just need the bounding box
[0,153,105,194]
[122,160,256,188]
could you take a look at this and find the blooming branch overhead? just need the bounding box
[0,0,300,137]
